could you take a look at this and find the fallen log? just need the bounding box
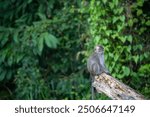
[92,73,145,100]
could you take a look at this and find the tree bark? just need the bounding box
[92,73,145,100]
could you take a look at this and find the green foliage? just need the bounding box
[0,0,149,99]
[86,0,150,98]
[0,0,90,99]
[16,58,50,99]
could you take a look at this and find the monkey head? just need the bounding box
[94,45,104,53]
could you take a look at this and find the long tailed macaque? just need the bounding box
[87,45,109,100]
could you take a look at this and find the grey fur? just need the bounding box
[87,45,109,99]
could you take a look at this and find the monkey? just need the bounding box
[87,45,109,100]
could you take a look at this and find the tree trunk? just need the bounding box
[92,73,145,100]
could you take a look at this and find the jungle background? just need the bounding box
[0,0,150,100]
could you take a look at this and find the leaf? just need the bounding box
[114,54,119,61]
[117,25,123,32]
[137,1,144,7]
[120,37,126,43]
[16,54,24,63]
[118,7,123,14]
[137,9,143,16]
[0,33,9,47]
[27,0,32,4]
[144,53,149,58]
[103,39,108,44]
[13,30,19,43]
[139,27,146,34]
[113,17,118,24]
[102,0,107,4]
[109,2,114,9]
[120,15,125,22]
[15,15,27,24]
[48,34,59,48]
[138,64,150,74]
[146,20,150,26]
[8,56,13,66]
[109,53,114,58]
[44,32,59,48]
[128,20,133,27]
[140,55,144,61]
[37,37,44,55]
[37,13,46,20]
[114,0,118,6]
[105,31,111,36]
[117,74,124,79]
[0,70,6,81]
[0,50,7,63]
[127,35,132,43]
[127,46,131,53]
[123,66,130,76]
[137,44,142,51]
[133,55,139,64]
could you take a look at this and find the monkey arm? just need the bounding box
[98,51,110,74]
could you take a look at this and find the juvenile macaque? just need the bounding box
[87,45,109,99]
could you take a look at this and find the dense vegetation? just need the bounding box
[0,0,149,99]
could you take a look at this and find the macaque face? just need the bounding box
[94,45,104,53]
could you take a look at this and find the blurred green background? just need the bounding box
[0,0,149,99]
